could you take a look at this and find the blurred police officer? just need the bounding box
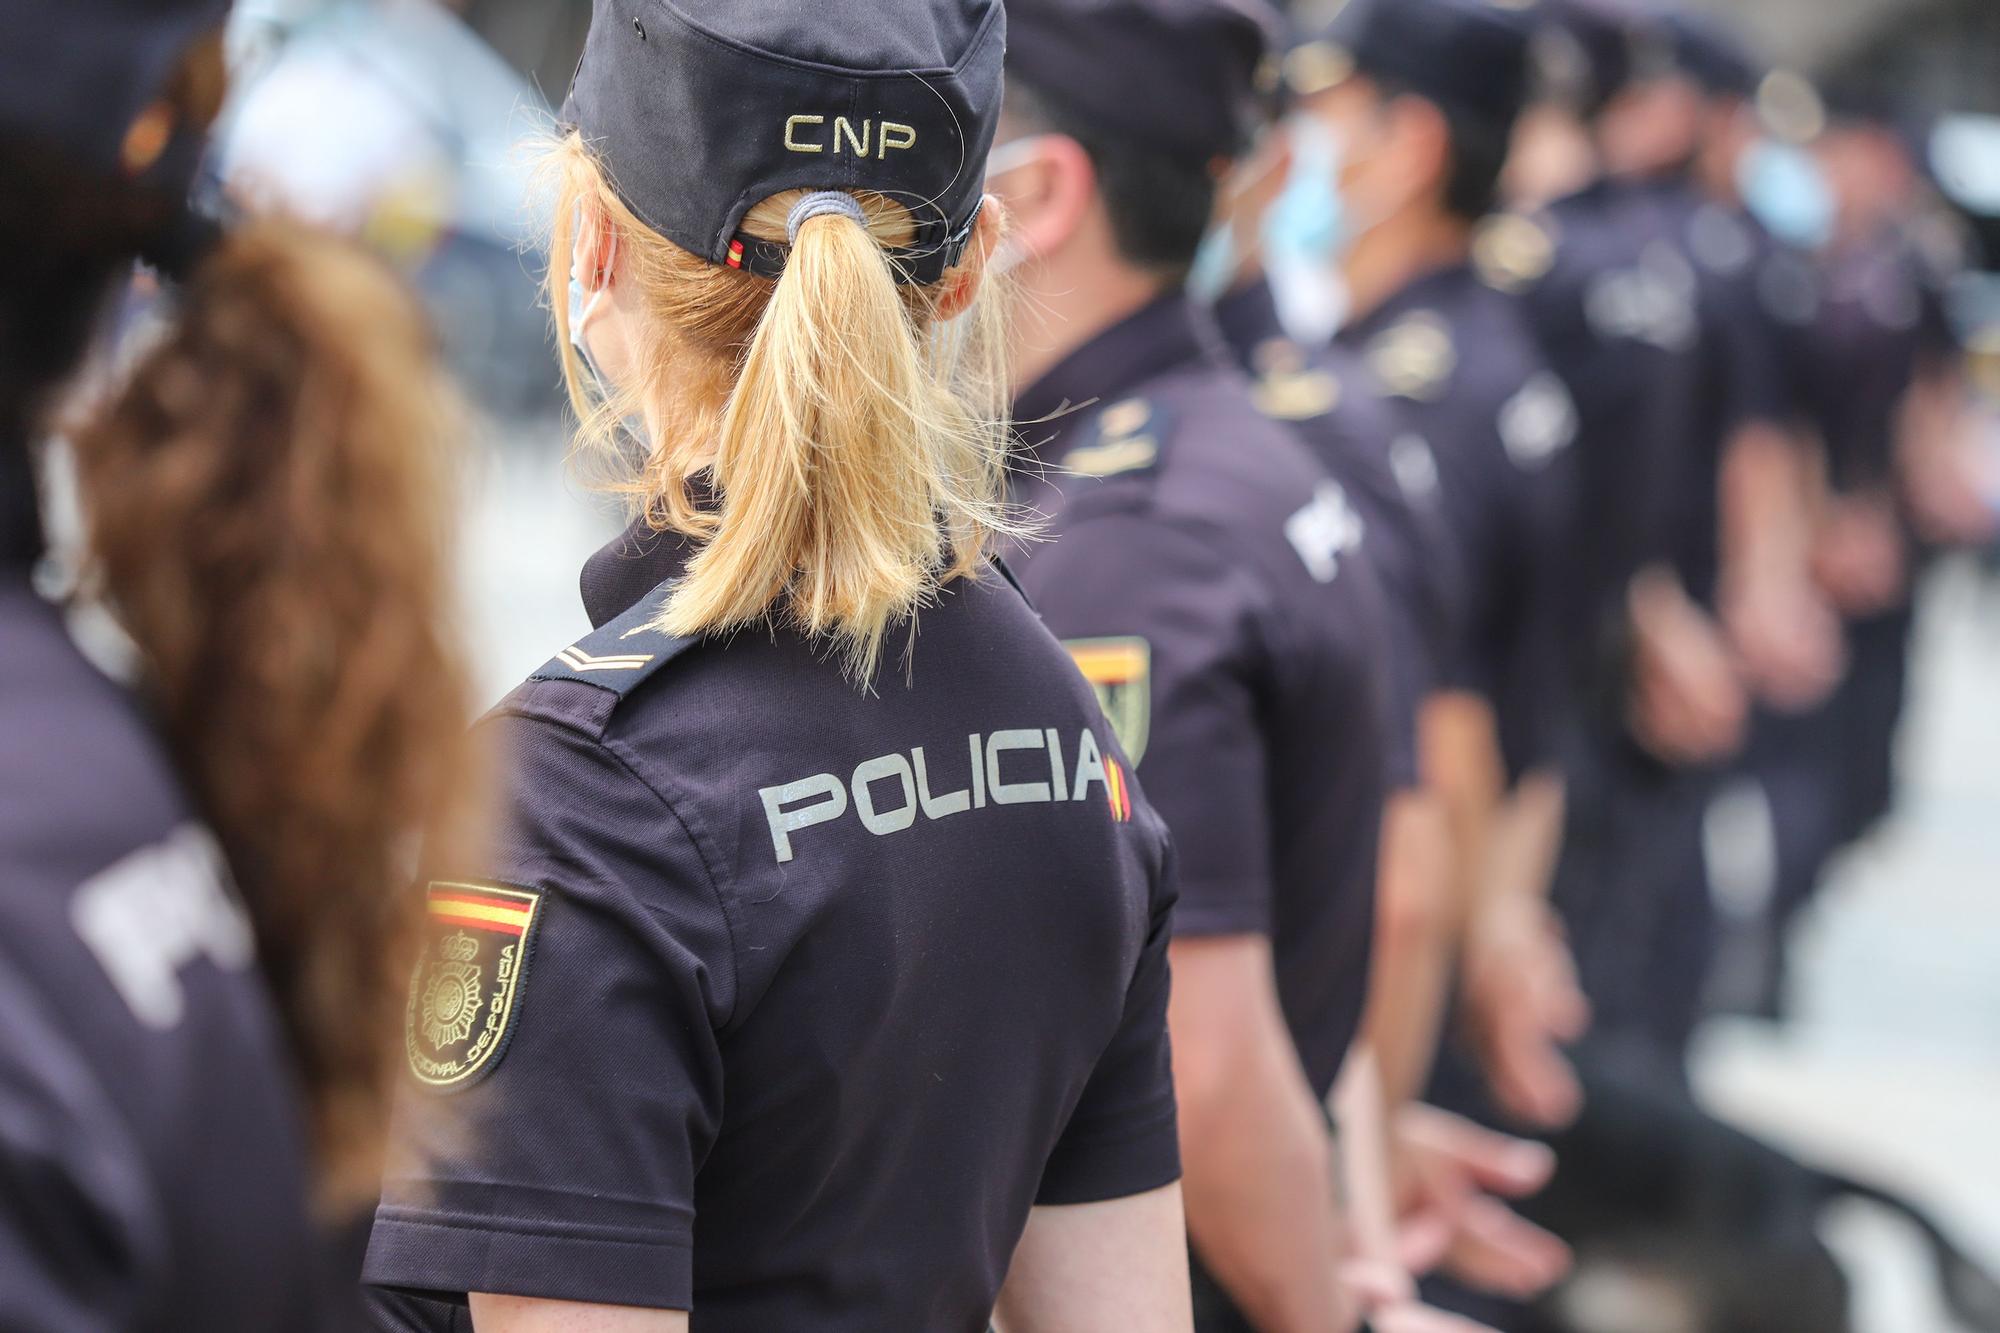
[992,1,1400,1326]
[363,2,1194,1330]
[1276,0,1593,1139]
[1196,37,1466,1114]
[2,0,482,1328]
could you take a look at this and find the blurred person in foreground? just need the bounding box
[0,0,481,1327]
[363,0,1197,1329]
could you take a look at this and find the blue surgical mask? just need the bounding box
[1738,139,1835,250]
[1263,116,1353,273]
[1186,220,1241,305]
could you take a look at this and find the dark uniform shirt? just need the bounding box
[1337,263,1579,781]
[1486,184,1708,723]
[0,471,321,1332]
[365,520,1180,1331]
[1008,293,1389,1098]
[1210,275,1459,788]
[1805,223,1959,493]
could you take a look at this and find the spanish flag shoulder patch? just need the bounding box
[405,880,545,1092]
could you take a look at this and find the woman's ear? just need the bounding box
[574,201,620,292]
[934,195,1003,322]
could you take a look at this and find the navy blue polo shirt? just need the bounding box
[365,520,1180,1329]
[1008,292,1390,1099]
[1337,263,1580,782]
[0,469,321,1331]
[1804,225,1956,493]
[1210,275,1459,789]
[1486,184,1709,716]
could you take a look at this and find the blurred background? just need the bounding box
[204,1,2000,1328]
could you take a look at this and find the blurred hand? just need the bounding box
[1385,1104,1572,1300]
[1722,571,1846,714]
[1812,493,1908,618]
[1627,572,1749,767]
[1903,430,1998,549]
[1460,896,1589,1130]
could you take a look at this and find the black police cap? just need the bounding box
[0,0,229,184]
[1293,0,1536,131]
[1004,0,1282,162]
[562,0,1004,285]
[1660,12,1763,100]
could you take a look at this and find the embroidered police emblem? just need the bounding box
[406,881,544,1091]
[1366,314,1457,401]
[1064,637,1152,765]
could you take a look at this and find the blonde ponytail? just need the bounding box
[542,133,1018,681]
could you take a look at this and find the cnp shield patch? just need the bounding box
[405,881,544,1091]
[1064,637,1152,764]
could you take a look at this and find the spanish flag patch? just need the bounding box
[1105,757,1134,823]
[405,881,544,1091]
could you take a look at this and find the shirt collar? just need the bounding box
[1013,291,1219,462]
[579,517,698,629]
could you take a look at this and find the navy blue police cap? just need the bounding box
[1660,11,1763,99]
[1004,0,1283,162]
[562,0,1005,285]
[1289,0,1537,131]
[0,0,230,185]
[1533,0,1672,115]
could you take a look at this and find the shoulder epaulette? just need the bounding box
[1473,212,1557,294]
[1249,336,1343,422]
[1061,396,1172,479]
[528,578,700,703]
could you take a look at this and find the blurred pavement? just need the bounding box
[1695,559,2000,1333]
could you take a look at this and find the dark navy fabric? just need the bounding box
[0,524,320,1330]
[1009,292,1389,1100]
[1493,182,1706,733]
[1210,276,1456,790]
[1004,0,1279,160]
[365,520,1180,1330]
[1319,0,1535,127]
[1337,263,1580,782]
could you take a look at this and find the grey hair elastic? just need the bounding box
[786,190,867,242]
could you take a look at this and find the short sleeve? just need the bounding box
[364,711,737,1313]
[1024,513,1277,939]
[0,960,159,1333]
[1034,825,1180,1206]
[1703,270,1793,432]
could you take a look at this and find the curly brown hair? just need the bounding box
[64,218,485,1208]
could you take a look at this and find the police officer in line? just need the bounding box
[1449,0,1753,1084]
[1743,82,1977,1009]
[363,1,1195,1329]
[1195,27,1467,1115]
[1280,0,1591,1137]
[2,0,484,1326]
[990,0,1394,1325]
